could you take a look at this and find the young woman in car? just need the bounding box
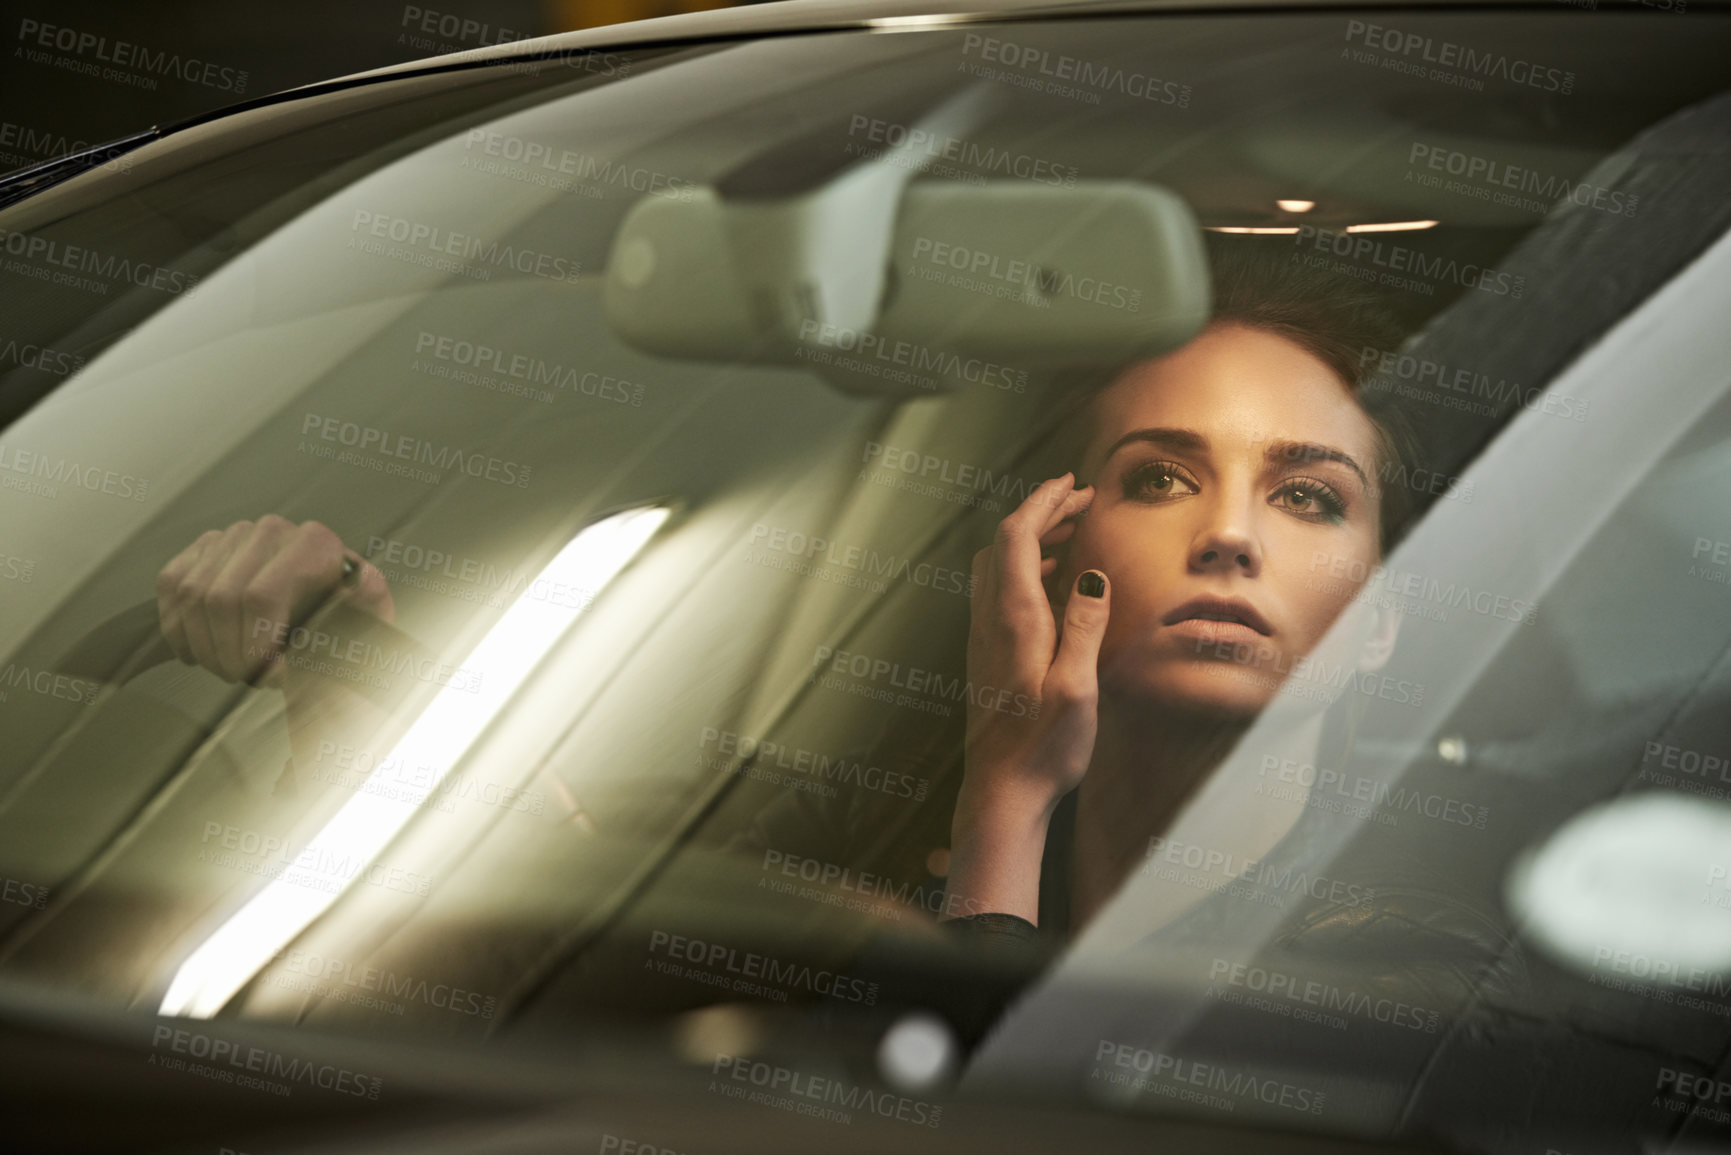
[823,244,1526,1066]
[939,243,1416,953]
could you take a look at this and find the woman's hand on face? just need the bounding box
[962,471,1110,825]
[155,516,395,690]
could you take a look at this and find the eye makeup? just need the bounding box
[1118,455,1355,526]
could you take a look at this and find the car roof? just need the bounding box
[311,0,1646,89]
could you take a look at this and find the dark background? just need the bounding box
[0,0,760,175]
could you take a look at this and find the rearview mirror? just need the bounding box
[604,178,1211,396]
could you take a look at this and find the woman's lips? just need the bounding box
[1160,595,1274,636]
[1163,617,1270,647]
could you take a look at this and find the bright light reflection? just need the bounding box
[1276,199,1315,213]
[1507,792,1731,979]
[865,14,973,28]
[1343,219,1439,233]
[1207,220,1439,235]
[1205,226,1302,235]
[159,504,670,1018]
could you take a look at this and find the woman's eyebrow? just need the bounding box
[1100,426,1209,463]
[1265,440,1370,489]
[1099,426,1369,489]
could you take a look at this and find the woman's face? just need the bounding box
[1062,321,1388,717]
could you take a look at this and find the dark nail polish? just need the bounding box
[1078,571,1105,598]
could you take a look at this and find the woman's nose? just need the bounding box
[1189,500,1261,575]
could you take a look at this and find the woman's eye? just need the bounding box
[1124,460,1198,501]
[1275,479,1348,523]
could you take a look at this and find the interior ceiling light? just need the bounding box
[1276,199,1315,213]
[159,503,670,1019]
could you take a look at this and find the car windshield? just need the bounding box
[3,9,1731,1151]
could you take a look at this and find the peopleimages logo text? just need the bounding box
[0,120,136,173]
[348,211,581,283]
[0,227,200,296]
[1293,226,1523,297]
[811,644,1041,718]
[648,931,879,1004]
[461,130,696,201]
[1144,835,1375,908]
[909,236,1144,311]
[1208,959,1441,1031]
[797,319,1028,392]
[1095,1040,1326,1115]
[1343,20,1574,93]
[0,444,150,501]
[414,331,643,405]
[277,947,496,1018]
[400,5,531,48]
[15,18,250,92]
[150,1026,380,1097]
[1408,142,1634,217]
[712,1054,943,1127]
[299,412,532,488]
[846,115,1079,187]
[960,33,1191,107]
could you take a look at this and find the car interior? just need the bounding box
[1,8,1730,1149]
